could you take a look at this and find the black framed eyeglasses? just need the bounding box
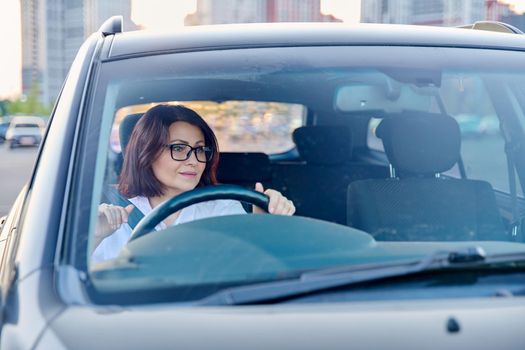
[165,143,213,163]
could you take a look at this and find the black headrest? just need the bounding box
[217,152,271,182]
[376,112,460,175]
[292,126,352,165]
[119,113,142,156]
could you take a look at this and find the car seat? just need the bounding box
[272,126,388,224]
[347,111,507,241]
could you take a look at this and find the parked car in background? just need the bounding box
[0,120,10,144]
[0,18,525,349]
[4,116,46,148]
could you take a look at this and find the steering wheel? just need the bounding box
[129,184,269,242]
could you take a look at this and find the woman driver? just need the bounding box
[92,104,295,262]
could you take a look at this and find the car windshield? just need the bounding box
[79,44,525,304]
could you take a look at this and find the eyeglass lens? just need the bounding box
[169,144,212,162]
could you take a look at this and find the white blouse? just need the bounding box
[91,196,246,263]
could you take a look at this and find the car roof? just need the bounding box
[107,22,525,60]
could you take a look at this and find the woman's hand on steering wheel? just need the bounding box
[129,184,294,242]
[253,182,295,216]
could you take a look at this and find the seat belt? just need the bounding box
[504,141,520,238]
[498,98,525,241]
[103,185,145,229]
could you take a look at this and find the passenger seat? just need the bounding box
[347,112,507,241]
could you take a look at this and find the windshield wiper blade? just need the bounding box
[199,246,494,306]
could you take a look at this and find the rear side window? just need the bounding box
[113,100,305,154]
[14,123,40,128]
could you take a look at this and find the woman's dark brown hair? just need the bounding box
[118,104,219,198]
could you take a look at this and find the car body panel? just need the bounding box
[1,21,525,349]
[1,268,65,350]
[38,298,525,350]
[0,32,101,348]
[15,32,100,279]
[108,23,525,60]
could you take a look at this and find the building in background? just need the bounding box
[185,0,340,25]
[266,0,338,22]
[501,12,525,32]
[185,0,267,25]
[84,0,137,34]
[21,0,136,106]
[361,0,512,26]
[485,0,514,21]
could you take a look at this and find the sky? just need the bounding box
[0,0,524,99]
[131,0,360,31]
[0,0,357,99]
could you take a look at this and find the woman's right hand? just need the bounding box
[95,203,135,241]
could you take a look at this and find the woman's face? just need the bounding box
[151,121,207,197]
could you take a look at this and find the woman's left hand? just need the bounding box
[253,182,295,215]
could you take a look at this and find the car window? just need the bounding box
[367,72,523,196]
[79,45,525,304]
[14,123,41,128]
[113,100,304,154]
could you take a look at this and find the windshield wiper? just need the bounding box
[198,247,525,306]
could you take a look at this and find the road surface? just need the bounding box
[0,143,38,216]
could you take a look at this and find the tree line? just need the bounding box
[0,85,52,117]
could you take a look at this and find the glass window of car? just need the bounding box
[367,71,523,196]
[75,44,525,305]
[112,100,304,154]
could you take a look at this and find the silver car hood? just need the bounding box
[38,298,525,349]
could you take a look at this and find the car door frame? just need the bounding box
[0,30,108,347]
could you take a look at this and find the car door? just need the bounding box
[0,187,27,328]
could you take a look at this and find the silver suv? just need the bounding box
[0,18,525,349]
